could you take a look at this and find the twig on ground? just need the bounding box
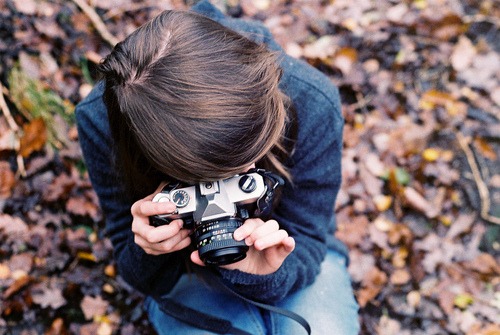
[455,130,500,225]
[0,83,26,177]
[0,83,19,133]
[71,0,120,47]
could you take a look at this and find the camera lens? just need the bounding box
[194,217,249,266]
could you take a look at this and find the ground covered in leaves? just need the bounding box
[0,0,499,334]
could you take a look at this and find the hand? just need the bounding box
[190,218,295,275]
[130,183,192,255]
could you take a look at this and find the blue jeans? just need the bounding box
[144,250,360,335]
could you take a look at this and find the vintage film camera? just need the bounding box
[150,169,284,266]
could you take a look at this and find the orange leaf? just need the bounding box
[474,137,497,161]
[419,89,467,116]
[332,47,358,74]
[389,269,411,285]
[2,274,31,299]
[19,118,47,158]
[0,161,16,199]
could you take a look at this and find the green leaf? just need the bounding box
[8,64,75,149]
[395,168,411,186]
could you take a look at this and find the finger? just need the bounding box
[142,220,184,244]
[281,236,296,254]
[131,216,152,239]
[245,220,280,246]
[233,218,265,241]
[134,234,157,254]
[131,199,177,217]
[135,229,191,254]
[263,236,295,271]
[190,250,205,266]
[155,229,192,252]
[253,229,289,250]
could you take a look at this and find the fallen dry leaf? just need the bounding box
[357,267,388,307]
[0,161,15,198]
[403,187,439,218]
[32,287,67,309]
[390,268,411,285]
[81,295,109,320]
[19,118,47,158]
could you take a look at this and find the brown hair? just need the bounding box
[99,10,293,198]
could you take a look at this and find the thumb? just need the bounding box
[190,250,205,267]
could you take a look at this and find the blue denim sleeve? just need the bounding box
[75,82,186,297]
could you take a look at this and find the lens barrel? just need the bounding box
[194,217,249,266]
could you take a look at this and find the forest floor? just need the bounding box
[0,0,499,334]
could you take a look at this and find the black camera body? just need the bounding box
[150,169,284,266]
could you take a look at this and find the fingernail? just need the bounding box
[233,231,241,241]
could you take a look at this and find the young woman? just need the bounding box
[76,1,359,334]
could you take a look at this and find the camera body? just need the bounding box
[150,169,284,266]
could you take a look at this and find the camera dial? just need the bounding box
[238,175,256,193]
[172,189,190,208]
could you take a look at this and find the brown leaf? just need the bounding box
[8,253,33,273]
[80,295,109,320]
[64,228,90,254]
[357,267,388,307]
[19,118,47,158]
[79,323,100,335]
[437,289,456,315]
[0,263,11,279]
[446,213,476,240]
[390,269,411,285]
[32,287,67,309]
[0,161,16,199]
[2,274,31,299]
[45,318,68,335]
[463,253,500,276]
[347,249,376,283]
[377,315,402,335]
[409,249,426,283]
[388,120,434,157]
[459,52,500,90]
[388,223,413,246]
[386,3,409,23]
[363,152,386,177]
[432,14,467,41]
[0,214,29,241]
[240,0,272,16]
[359,166,384,197]
[302,35,338,60]
[474,137,497,161]
[13,0,37,15]
[66,196,99,219]
[392,249,407,269]
[419,89,467,117]
[451,36,476,71]
[331,47,358,75]
[336,215,369,248]
[43,173,76,202]
[403,187,439,218]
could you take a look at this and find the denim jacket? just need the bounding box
[75,0,346,302]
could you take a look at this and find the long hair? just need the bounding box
[99,10,294,199]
